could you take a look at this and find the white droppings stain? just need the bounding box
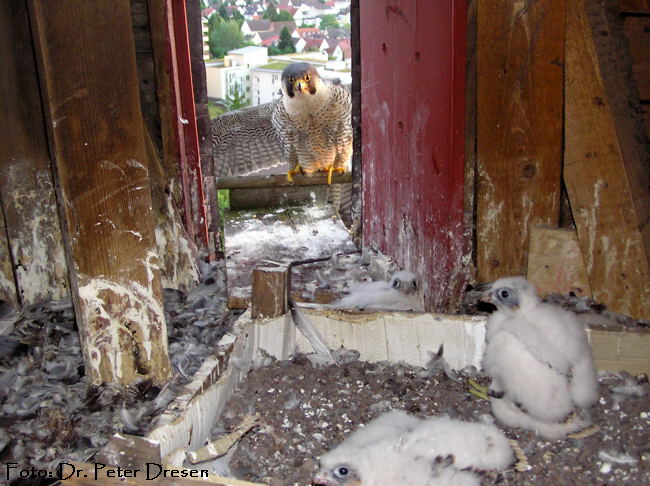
[78,268,166,381]
[581,179,605,274]
[154,182,200,292]
[124,230,143,241]
[126,159,147,171]
[520,194,534,247]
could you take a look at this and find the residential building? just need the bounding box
[206,46,269,102]
[250,61,290,105]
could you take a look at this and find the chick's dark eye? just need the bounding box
[334,466,349,478]
[499,289,509,299]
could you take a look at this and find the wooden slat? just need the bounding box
[29,0,171,384]
[0,0,69,307]
[624,16,650,100]
[217,172,352,189]
[565,0,650,320]
[476,0,565,280]
[526,227,592,297]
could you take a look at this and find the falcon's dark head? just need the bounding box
[281,62,321,98]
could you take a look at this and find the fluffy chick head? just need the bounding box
[488,277,540,316]
[312,463,361,486]
[389,271,419,294]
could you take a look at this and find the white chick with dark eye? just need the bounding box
[313,410,513,486]
[332,270,424,312]
[482,276,599,439]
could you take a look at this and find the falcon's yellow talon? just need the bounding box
[324,166,346,185]
[287,165,302,184]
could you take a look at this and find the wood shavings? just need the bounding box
[567,424,600,439]
[186,414,260,464]
[509,439,531,472]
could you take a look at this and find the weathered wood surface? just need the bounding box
[29,0,171,384]
[476,0,565,281]
[228,186,329,210]
[624,16,650,100]
[0,0,69,307]
[0,203,17,309]
[252,266,288,318]
[217,172,352,189]
[618,0,650,12]
[565,0,650,320]
[527,227,592,297]
[360,0,469,312]
[223,204,356,308]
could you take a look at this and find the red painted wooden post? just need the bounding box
[166,0,210,251]
[360,0,468,312]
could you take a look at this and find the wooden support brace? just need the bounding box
[251,266,288,319]
[565,0,650,320]
[29,0,171,384]
[477,0,565,280]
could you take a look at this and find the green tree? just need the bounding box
[209,20,244,58]
[225,82,249,111]
[318,14,339,30]
[277,26,296,53]
[263,5,277,20]
[218,4,229,21]
[275,11,294,21]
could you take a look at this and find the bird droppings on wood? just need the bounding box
[0,261,232,484]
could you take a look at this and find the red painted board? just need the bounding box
[360,0,468,311]
[168,0,209,249]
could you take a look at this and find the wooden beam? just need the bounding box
[216,172,352,190]
[618,0,650,13]
[29,0,171,384]
[476,0,565,280]
[252,266,288,319]
[565,0,650,320]
[0,0,69,307]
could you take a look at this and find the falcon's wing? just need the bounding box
[211,102,288,177]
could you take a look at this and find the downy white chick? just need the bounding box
[313,410,513,486]
[482,277,599,439]
[333,271,424,312]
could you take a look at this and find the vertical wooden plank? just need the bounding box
[0,0,69,307]
[465,0,478,278]
[360,0,468,312]
[29,0,171,384]
[0,202,18,309]
[187,0,219,257]
[526,227,592,297]
[623,16,650,100]
[350,0,362,243]
[170,0,209,252]
[565,0,650,320]
[476,0,565,281]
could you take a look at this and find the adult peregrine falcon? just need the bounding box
[211,62,352,183]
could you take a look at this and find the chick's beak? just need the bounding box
[312,474,339,486]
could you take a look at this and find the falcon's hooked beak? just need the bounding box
[294,79,309,94]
